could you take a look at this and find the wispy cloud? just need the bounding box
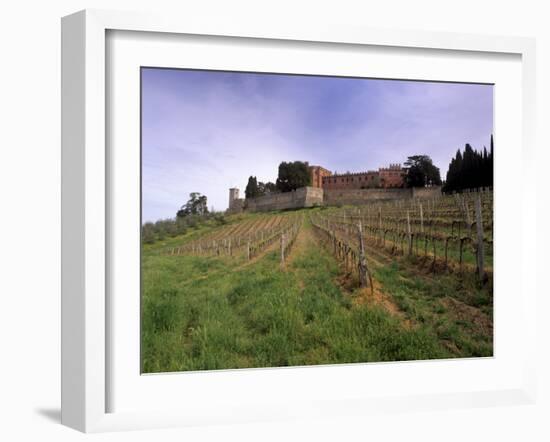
[142,69,493,222]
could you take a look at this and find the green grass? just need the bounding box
[373,260,493,357]
[141,218,457,373]
[369,231,493,270]
[141,211,270,253]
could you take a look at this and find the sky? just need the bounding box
[141,68,493,222]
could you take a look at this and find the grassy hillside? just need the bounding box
[141,207,492,373]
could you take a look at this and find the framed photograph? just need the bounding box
[61,9,537,432]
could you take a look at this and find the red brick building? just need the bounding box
[320,163,406,190]
[378,164,407,188]
[309,165,333,188]
[321,170,377,189]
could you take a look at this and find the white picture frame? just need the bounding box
[61,9,537,433]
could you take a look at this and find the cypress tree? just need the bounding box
[245,176,260,198]
[443,137,494,192]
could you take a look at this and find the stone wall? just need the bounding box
[323,188,411,206]
[323,186,441,206]
[245,186,324,212]
[228,185,442,213]
[411,186,442,199]
[227,198,245,214]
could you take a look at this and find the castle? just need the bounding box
[309,163,406,190]
[228,163,439,213]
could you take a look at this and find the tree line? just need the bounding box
[443,136,493,193]
[142,192,226,244]
[244,176,278,198]
[245,161,312,198]
[404,155,442,188]
[142,136,494,243]
[245,158,447,197]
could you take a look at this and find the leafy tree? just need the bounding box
[185,215,199,228]
[175,217,188,235]
[245,176,260,198]
[152,219,179,239]
[176,192,209,218]
[213,213,228,226]
[141,222,156,244]
[142,205,230,245]
[153,219,167,240]
[275,161,312,192]
[258,181,278,195]
[443,138,493,193]
[245,177,279,200]
[404,155,442,188]
[489,135,494,186]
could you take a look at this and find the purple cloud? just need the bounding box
[142,68,493,222]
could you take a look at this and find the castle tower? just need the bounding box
[229,188,239,209]
[309,165,333,188]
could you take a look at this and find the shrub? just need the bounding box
[141,222,156,244]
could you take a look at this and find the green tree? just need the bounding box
[141,222,156,244]
[443,138,493,193]
[275,161,312,192]
[257,181,278,195]
[245,176,260,198]
[175,216,188,235]
[176,192,209,218]
[404,155,442,188]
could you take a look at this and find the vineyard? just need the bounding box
[142,191,493,373]
[164,212,303,263]
[310,189,493,290]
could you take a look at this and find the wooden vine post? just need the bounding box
[406,210,412,255]
[378,206,383,245]
[246,239,251,261]
[474,194,485,282]
[357,221,373,295]
[419,203,424,233]
[280,233,286,267]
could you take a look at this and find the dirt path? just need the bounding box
[288,223,407,321]
[234,220,489,337]
[285,222,318,267]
